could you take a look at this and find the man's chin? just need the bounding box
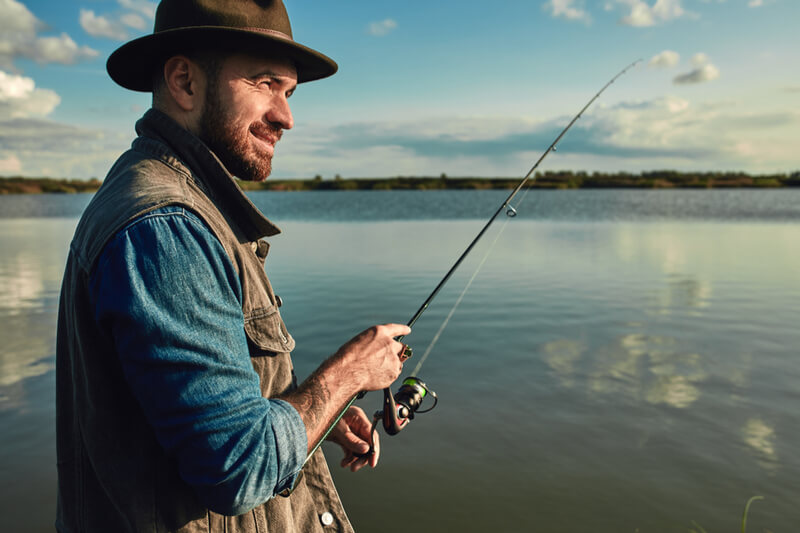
[227,155,272,183]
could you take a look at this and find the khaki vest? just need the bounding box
[56,109,353,532]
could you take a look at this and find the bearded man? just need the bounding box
[56,1,409,531]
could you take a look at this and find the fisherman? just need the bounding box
[55,1,411,531]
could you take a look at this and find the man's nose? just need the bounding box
[267,96,294,130]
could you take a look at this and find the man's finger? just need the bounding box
[370,427,380,468]
[350,455,369,472]
[383,323,411,338]
[340,429,369,454]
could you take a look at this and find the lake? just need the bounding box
[1,189,798,532]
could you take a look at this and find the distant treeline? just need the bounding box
[0,177,102,194]
[2,171,799,194]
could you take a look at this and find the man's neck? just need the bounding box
[151,97,200,136]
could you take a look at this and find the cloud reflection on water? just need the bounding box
[0,253,48,315]
[648,275,712,317]
[540,339,585,389]
[589,333,707,409]
[540,333,709,409]
[0,219,72,404]
[742,418,779,471]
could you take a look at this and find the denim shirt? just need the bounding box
[89,204,307,512]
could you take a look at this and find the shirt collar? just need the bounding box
[134,108,281,239]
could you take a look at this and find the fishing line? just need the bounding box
[412,160,543,375]
[411,216,511,376]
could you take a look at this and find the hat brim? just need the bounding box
[107,26,338,92]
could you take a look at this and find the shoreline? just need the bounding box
[2,171,799,194]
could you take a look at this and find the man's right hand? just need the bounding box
[280,323,411,454]
[332,323,411,392]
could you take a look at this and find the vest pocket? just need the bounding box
[244,305,296,354]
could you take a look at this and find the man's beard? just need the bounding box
[197,83,278,182]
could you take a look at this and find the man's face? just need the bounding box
[197,53,297,182]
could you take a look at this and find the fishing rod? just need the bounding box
[292,59,641,480]
[376,59,642,437]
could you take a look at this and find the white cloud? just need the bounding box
[615,0,688,26]
[0,0,98,69]
[0,70,60,119]
[117,0,157,20]
[690,52,710,67]
[748,0,763,6]
[673,54,720,84]
[649,50,680,68]
[618,1,655,25]
[80,1,155,39]
[367,18,397,37]
[279,93,800,178]
[0,0,39,34]
[544,0,592,23]
[652,0,685,19]
[19,33,99,65]
[0,153,21,172]
[0,69,33,99]
[80,9,129,41]
[120,12,147,31]
[0,117,134,178]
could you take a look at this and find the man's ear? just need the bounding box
[162,55,204,112]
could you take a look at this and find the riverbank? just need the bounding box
[2,171,798,194]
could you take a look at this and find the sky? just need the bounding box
[0,0,798,180]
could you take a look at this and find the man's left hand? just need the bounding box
[328,406,379,472]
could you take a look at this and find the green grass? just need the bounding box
[688,496,765,533]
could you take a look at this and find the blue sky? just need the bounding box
[1,0,797,179]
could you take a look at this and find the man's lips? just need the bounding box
[250,124,282,148]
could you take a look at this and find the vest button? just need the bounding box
[320,511,334,526]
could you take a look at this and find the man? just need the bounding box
[56,1,410,531]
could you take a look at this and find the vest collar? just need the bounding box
[134,108,281,239]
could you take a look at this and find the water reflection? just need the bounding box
[649,275,712,317]
[742,418,779,471]
[0,251,56,394]
[592,334,708,408]
[0,219,73,404]
[0,355,52,390]
[541,334,710,408]
[540,339,585,389]
[0,253,48,315]
[645,375,700,409]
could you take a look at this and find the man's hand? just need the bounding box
[332,323,411,392]
[328,406,380,471]
[280,323,410,454]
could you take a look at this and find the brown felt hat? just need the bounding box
[107,0,337,92]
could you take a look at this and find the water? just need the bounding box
[1,189,798,531]
[3,188,800,222]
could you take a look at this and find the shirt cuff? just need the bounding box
[270,399,308,494]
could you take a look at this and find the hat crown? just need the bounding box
[154,0,293,39]
[107,0,336,91]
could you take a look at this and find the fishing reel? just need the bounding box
[378,377,438,435]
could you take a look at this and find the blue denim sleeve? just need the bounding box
[89,205,307,515]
